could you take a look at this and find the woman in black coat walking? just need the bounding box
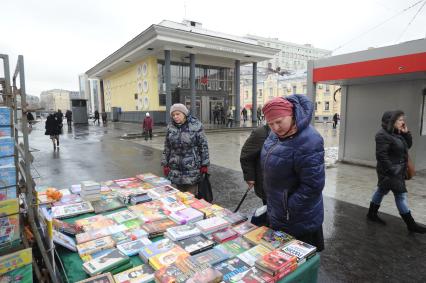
[45,113,61,150]
[367,110,426,233]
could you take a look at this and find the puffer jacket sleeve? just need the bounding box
[376,131,395,175]
[288,146,325,211]
[401,132,412,149]
[197,126,210,167]
[161,128,171,167]
[240,129,263,181]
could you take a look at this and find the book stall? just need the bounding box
[44,173,320,283]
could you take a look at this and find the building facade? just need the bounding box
[85,20,278,124]
[245,35,331,71]
[40,89,79,112]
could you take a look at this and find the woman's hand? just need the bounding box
[401,123,409,133]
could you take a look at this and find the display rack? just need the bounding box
[1,54,60,282]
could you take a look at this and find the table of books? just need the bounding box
[46,175,320,283]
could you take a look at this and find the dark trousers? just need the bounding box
[144,129,152,140]
[296,226,324,252]
[333,120,338,128]
[227,119,233,127]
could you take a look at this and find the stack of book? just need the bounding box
[75,215,115,232]
[195,216,229,235]
[130,193,152,205]
[51,201,94,219]
[255,249,297,280]
[281,240,317,265]
[77,236,115,257]
[237,245,272,267]
[116,238,152,256]
[165,224,201,241]
[82,249,130,276]
[176,191,194,204]
[141,218,177,238]
[148,245,189,270]
[160,196,187,212]
[169,207,204,224]
[260,229,294,250]
[139,239,176,263]
[148,185,179,199]
[80,180,101,201]
[212,228,239,243]
[213,257,251,282]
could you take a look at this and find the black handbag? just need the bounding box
[197,173,213,202]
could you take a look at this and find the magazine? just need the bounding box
[51,201,94,218]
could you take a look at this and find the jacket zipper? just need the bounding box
[263,139,290,222]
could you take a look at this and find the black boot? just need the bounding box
[401,212,426,234]
[367,202,386,225]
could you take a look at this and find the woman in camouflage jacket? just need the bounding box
[161,104,210,194]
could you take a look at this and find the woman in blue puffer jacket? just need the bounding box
[261,94,325,251]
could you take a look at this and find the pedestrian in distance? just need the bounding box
[261,94,325,251]
[257,107,262,125]
[367,110,426,233]
[27,112,35,128]
[240,124,271,205]
[226,108,234,128]
[94,110,100,125]
[45,113,61,150]
[332,113,339,129]
[142,112,154,141]
[241,107,248,123]
[220,106,226,125]
[101,112,107,125]
[65,110,72,127]
[162,103,210,195]
[56,109,63,132]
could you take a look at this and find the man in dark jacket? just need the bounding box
[261,94,325,251]
[65,110,72,127]
[240,125,270,204]
[367,110,426,233]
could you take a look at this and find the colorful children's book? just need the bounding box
[281,240,317,264]
[260,229,294,250]
[175,234,216,255]
[76,272,115,283]
[116,238,152,256]
[148,246,189,270]
[0,199,19,245]
[169,207,204,225]
[106,209,138,224]
[75,215,115,232]
[114,264,155,283]
[160,196,187,212]
[243,226,269,245]
[237,244,272,267]
[52,218,82,235]
[139,239,176,262]
[82,249,130,276]
[51,201,94,218]
[213,257,251,282]
[91,197,125,213]
[77,236,115,257]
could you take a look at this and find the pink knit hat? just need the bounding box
[262,97,293,122]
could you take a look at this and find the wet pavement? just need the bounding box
[28,119,426,283]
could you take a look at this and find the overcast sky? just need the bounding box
[1,0,425,96]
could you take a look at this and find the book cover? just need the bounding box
[148,185,178,199]
[51,201,94,218]
[189,199,211,210]
[213,257,251,282]
[273,262,297,281]
[77,236,115,256]
[175,234,216,255]
[145,177,172,187]
[198,204,224,218]
[0,199,19,215]
[91,197,125,214]
[148,246,189,270]
[53,230,77,252]
[243,226,269,246]
[52,218,82,235]
[80,249,115,262]
[76,272,115,283]
[195,216,229,234]
[117,238,152,256]
[160,196,187,212]
[106,209,138,224]
[255,249,297,276]
[222,212,248,226]
[114,264,155,283]
[155,257,210,283]
[186,267,223,283]
[122,218,142,230]
[281,240,317,264]
[139,239,176,262]
[237,245,272,267]
[75,215,115,232]
[189,248,230,266]
[233,221,257,236]
[82,249,129,276]
[165,224,201,241]
[114,177,139,187]
[141,219,176,237]
[229,266,274,283]
[0,248,32,274]
[130,194,152,205]
[260,230,294,250]
[136,173,158,181]
[214,237,253,258]
[76,227,112,244]
[0,213,19,245]
[52,194,82,206]
[212,228,239,243]
[169,207,204,225]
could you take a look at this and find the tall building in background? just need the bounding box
[245,35,331,71]
[79,74,92,112]
[39,89,79,112]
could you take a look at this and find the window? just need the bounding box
[318,84,323,89]
[324,101,330,111]
[315,102,318,110]
[325,85,330,91]
[258,89,263,97]
[134,93,138,100]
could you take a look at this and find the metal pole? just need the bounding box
[1,54,12,106]
[190,53,196,117]
[252,62,257,124]
[235,60,241,123]
[165,50,172,124]
[307,60,316,125]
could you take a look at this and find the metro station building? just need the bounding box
[85,20,278,124]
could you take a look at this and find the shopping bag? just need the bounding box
[406,154,415,180]
[197,173,213,202]
[250,205,269,226]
